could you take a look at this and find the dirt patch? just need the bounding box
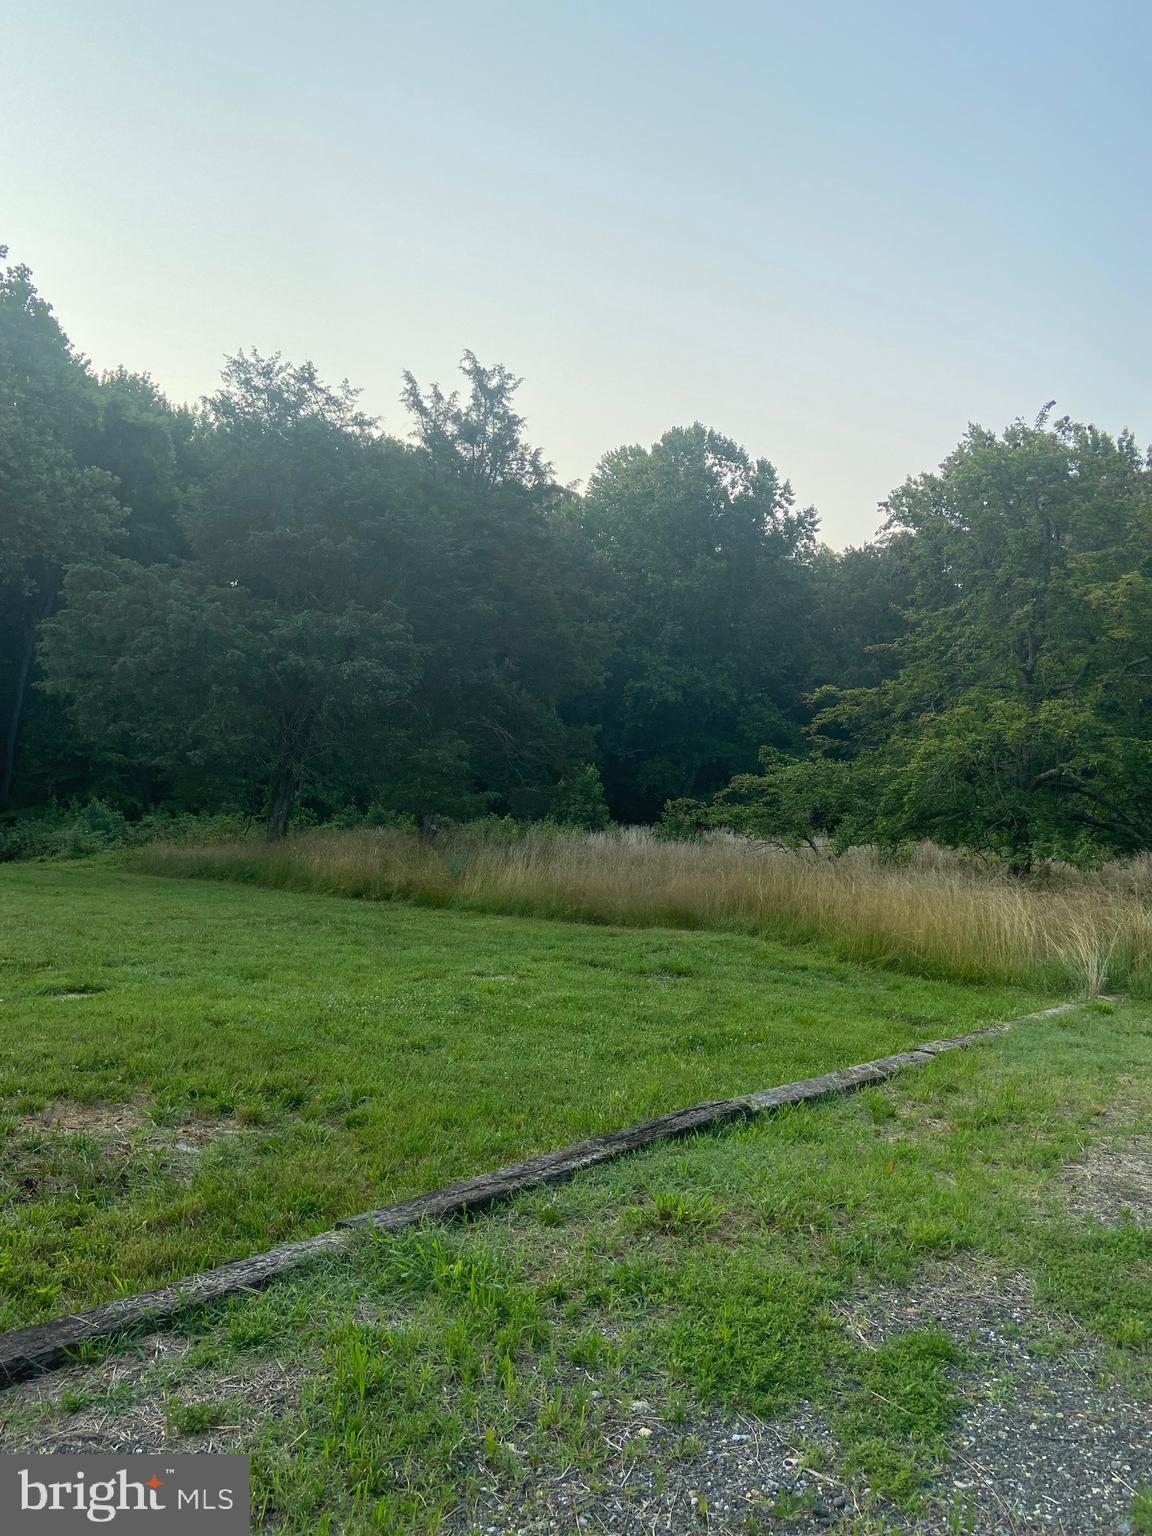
[1062,1136,1152,1226]
[3,1103,243,1200]
[23,1101,237,1154]
[446,1400,857,1535]
[26,1101,153,1138]
[841,1265,1150,1535]
[0,1335,303,1456]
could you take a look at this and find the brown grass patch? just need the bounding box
[26,1101,153,1138]
[25,1101,237,1145]
[0,1336,303,1455]
[1062,1136,1152,1226]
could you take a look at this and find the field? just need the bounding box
[1,858,1149,1532]
[0,861,1047,1330]
[136,825,1152,992]
[1,954,1148,1532]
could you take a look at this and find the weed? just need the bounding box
[168,1398,239,1435]
[623,1190,725,1237]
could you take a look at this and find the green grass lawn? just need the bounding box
[0,862,1049,1328]
[2,990,1149,1533]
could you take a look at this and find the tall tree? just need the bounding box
[577,424,816,821]
[42,353,419,834]
[389,353,607,817]
[810,413,1152,866]
[807,538,913,690]
[85,369,193,566]
[0,251,121,806]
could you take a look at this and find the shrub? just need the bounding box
[548,763,611,830]
[0,802,253,862]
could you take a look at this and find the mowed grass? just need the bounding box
[0,862,1048,1329]
[4,996,1149,1533]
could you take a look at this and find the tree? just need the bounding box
[548,762,611,830]
[402,350,552,491]
[664,746,868,852]
[806,538,913,690]
[85,369,194,567]
[808,413,1152,867]
[39,348,604,833]
[0,251,121,806]
[40,352,420,834]
[392,353,608,817]
[41,564,417,837]
[577,424,817,821]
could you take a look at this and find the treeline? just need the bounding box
[2,248,1151,868]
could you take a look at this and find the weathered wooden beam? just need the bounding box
[0,999,1094,1386]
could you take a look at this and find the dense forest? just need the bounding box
[3,247,1151,869]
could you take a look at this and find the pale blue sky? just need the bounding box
[4,0,1149,545]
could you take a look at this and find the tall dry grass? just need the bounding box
[133,826,1152,993]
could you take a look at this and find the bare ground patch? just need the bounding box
[0,1335,303,1457]
[1,1102,244,1201]
[22,1100,238,1150]
[447,1266,1150,1535]
[23,1101,154,1138]
[443,1396,868,1535]
[840,1265,1150,1534]
[1062,1136,1152,1227]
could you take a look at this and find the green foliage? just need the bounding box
[547,762,610,829]
[35,339,605,836]
[577,423,816,821]
[0,250,123,808]
[665,746,870,851]
[0,801,251,861]
[808,539,913,689]
[833,1330,965,1499]
[41,562,418,839]
[4,248,1152,878]
[168,1398,238,1436]
[835,414,1152,867]
[697,413,1152,870]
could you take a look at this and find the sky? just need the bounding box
[4,0,1150,547]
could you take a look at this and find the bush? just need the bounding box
[0,802,253,862]
[0,800,129,861]
[548,764,611,830]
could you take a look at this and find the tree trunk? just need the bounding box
[1006,831,1033,878]
[1,574,59,809]
[0,624,37,809]
[265,763,300,841]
